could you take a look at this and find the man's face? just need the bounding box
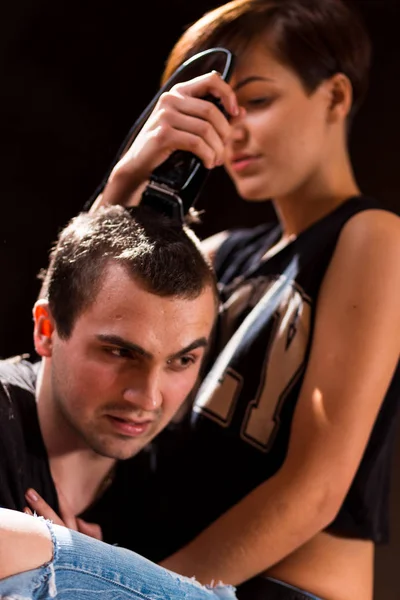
[46,263,216,460]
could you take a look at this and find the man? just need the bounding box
[0,204,217,543]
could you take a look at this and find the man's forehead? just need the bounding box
[77,279,216,339]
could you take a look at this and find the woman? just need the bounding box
[1,1,399,599]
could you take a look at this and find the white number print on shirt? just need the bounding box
[193,277,312,452]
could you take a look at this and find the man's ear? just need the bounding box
[325,73,353,123]
[33,300,55,357]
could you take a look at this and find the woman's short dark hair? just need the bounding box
[39,205,217,338]
[163,0,371,120]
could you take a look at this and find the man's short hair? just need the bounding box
[39,205,217,338]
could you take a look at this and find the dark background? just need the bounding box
[0,1,399,596]
[1,0,399,360]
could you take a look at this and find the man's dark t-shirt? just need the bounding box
[0,357,58,511]
[0,356,152,550]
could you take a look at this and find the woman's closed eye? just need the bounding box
[244,96,274,109]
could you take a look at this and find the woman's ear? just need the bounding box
[325,73,353,123]
[33,300,55,357]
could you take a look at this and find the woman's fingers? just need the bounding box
[173,70,239,118]
[24,487,103,541]
[25,488,67,527]
[148,108,227,168]
[128,81,235,171]
[76,518,103,540]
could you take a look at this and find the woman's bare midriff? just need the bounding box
[263,531,374,600]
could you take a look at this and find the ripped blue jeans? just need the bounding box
[0,518,236,599]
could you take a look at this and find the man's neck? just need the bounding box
[49,453,116,516]
[36,359,116,516]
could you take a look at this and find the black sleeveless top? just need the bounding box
[191,196,400,544]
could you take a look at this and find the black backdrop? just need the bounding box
[0,0,399,358]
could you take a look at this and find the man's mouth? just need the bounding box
[104,415,155,437]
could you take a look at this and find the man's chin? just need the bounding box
[87,436,149,461]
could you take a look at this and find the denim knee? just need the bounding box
[0,518,237,600]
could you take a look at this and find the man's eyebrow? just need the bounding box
[169,338,209,361]
[233,75,275,91]
[96,334,150,358]
[95,334,208,361]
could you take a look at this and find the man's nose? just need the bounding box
[122,368,163,412]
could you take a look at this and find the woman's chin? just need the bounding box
[234,182,272,203]
[240,193,272,203]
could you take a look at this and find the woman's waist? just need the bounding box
[262,531,374,600]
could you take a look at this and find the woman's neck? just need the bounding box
[272,154,361,237]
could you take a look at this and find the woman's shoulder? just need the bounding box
[338,207,400,259]
[319,207,400,318]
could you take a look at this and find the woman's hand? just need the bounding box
[93,71,240,210]
[25,487,103,540]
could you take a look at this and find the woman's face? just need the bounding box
[224,40,334,201]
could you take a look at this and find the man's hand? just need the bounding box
[25,487,102,540]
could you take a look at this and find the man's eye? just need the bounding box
[168,355,196,371]
[105,347,132,359]
[180,355,196,367]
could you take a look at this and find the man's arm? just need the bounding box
[0,460,23,511]
[160,209,400,585]
[0,384,29,512]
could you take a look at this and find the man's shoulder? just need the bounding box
[0,356,50,513]
[0,355,39,399]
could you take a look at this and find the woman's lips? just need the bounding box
[230,155,261,173]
